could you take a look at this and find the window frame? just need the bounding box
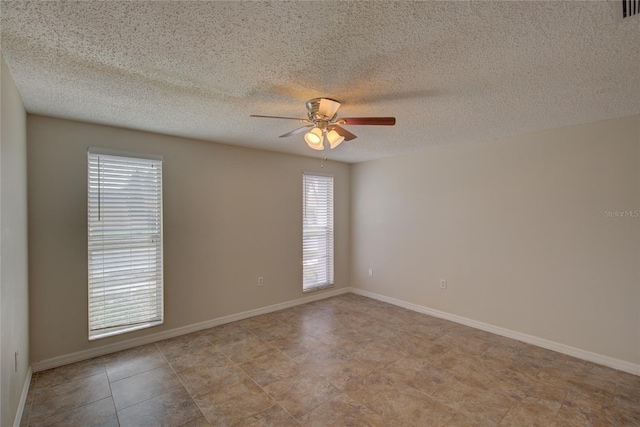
[302,172,335,293]
[87,148,164,340]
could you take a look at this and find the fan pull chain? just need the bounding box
[321,157,327,168]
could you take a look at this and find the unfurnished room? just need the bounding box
[0,1,639,426]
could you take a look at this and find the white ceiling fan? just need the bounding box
[251,98,396,151]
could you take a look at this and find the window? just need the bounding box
[303,173,334,292]
[88,150,163,340]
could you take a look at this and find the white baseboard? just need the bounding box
[350,288,640,376]
[32,287,348,372]
[13,366,32,427]
[31,286,639,377]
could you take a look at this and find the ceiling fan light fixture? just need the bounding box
[327,129,345,149]
[304,127,324,149]
[251,98,396,151]
[307,141,324,151]
[318,98,341,120]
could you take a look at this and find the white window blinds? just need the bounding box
[303,173,334,292]
[88,151,164,340]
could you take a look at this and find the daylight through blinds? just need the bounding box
[303,173,334,291]
[88,152,163,339]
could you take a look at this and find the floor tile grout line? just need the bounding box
[105,362,168,385]
[27,370,113,425]
[28,396,118,427]
[108,345,195,420]
[110,365,182,413]
[109,343,208,425]
[277,324,425,421]
[166,333,279,424]
[219,338,303,424]
[190,336,303,426]
[168,351,211,425]
[104,366,121,427]
[495,403,515,426]
[31,366,107,392]
[214,321,368,424]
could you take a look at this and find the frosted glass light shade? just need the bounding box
[318,98,341,120]
[305,127,324,150]
[327,129,345,149]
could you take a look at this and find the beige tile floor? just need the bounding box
[21,294,640,426]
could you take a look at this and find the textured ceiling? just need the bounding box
[1,1,639,163]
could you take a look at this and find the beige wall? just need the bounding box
[23,110,640,369]
[1,56,30,426]
[27,115,350,363]
[351,115,640,365]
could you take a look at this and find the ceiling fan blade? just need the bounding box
[339,117,396,126]
[250,114,309,122]
[279,125,313,138]
[332,125,357,141]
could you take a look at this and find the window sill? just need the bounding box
[302,283,334,293]
[89,320,163,341]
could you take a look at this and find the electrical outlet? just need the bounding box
[368,268,373,277]
[440,279,447,289]
[258,277,264,287]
